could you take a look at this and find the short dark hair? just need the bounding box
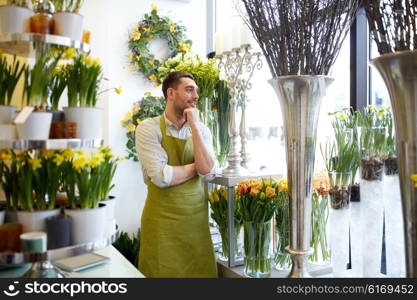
[162,71,195,99]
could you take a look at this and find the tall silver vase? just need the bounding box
[371,50,417,277]
[269,75,333,278]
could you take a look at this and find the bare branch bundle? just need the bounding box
[238,0,360,77]
[364,0,417,54]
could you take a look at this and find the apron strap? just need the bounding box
[159,115,167,141]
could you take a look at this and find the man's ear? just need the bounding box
[167,87,174,99]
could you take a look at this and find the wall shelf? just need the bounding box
[0,33,90,57]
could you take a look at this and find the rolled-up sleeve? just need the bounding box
[135,119,173,188]
[198,123,219,181]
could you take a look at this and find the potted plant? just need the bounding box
[97,146,124,236]
[63,149,107,245]
[0,55,26,139]
[0,0,34,34]
[0,150,20,222]
[15,150,62,233]
[208,185,243,262]
[51,0,84,41]
[17,52,61,140]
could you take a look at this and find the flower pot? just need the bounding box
[0,105,16,124]
[65,204,106,245]
[16,208,60,233]
[51,110,65,122]
[0,5,34,34]
[5,210,17,223]
[0,125,17,140]
[100,196,117,236]
[15,111,52,140]
[53,12,84,41]
[63,107,102,139]
[384,155,398,176]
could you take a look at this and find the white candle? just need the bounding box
[231,16,241,49]
[241,24,252,46]
[215,32,223,55]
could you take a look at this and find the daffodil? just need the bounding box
[53,154,65,166]
[135,62,140,69]
[73,154,89,172]
[127,53,133,61]
[91,58,100,67]
[63,47,76,60]
[115,87,122,94]
[149,60,155,65]
[149,74,157,81]
[132,32,141,41]
[133,106,141,113]
[125,112,133,120]
[62,149,75,161]
[89,153,104,168]
[147,36,153,42]
[28,158,42,171]
[136,55,142,61]
[169,25,175,33]
[41,150,54,158]
[0,151,12,162]
[144,92,152,97]
[151,3,159,12]
[127,65,134,73]
[128,123,136,132]
[338,113,346,121]
[153,82,161,87]
[118,157,126,162]
[136,118,142,124]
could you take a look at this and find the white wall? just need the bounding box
[80,0,207,234]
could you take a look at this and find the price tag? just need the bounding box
[13,107,34,124]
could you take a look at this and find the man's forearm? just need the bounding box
[189,123,214,175]
[170,163,197,186]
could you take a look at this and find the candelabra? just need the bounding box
[215,44,262,177]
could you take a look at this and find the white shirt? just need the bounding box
[135,113,218,188]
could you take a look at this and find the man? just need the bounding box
[135,71,218,278]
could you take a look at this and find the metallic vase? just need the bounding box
[371,50,417,277]
[269,75,333,277]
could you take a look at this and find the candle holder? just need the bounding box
[215,44,262,176]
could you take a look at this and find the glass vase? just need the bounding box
[217,223,243,262]
[274,195,291,270]
[383,156,405,277]
[309,193,331,265]
[243,220,272,278]
[328,171,351,277]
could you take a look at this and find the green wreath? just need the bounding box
[127,6,192,86]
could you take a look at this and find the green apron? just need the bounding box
[138,116,217,278]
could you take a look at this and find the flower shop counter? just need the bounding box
[0,246,144,278]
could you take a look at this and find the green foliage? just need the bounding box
[112,229,141,268]
[49,0,84,13]
[24,53,61,108]
[48,65,68,110]
[6,0,31,7]
[121,95,166,162]
[0,55,26,106]
[213,80,231,167]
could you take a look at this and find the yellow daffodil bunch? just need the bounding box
[121,94,166,161]
[208,185,243,259]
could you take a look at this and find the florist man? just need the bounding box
[135,71,218,278]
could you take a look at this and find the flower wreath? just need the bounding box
[120,92,166,161]
[127,5,192,86]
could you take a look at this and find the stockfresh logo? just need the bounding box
[3,281,20,297]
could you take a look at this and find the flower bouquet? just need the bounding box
[208,185,243,261]
[237,178,279,278]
